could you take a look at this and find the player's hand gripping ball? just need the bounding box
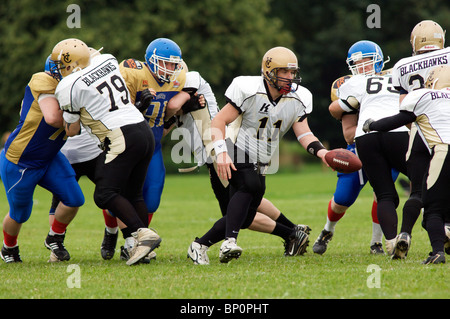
[325,148,362,173]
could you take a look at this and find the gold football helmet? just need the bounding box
[261,46,301,94]
[425,65,450,90]
[50,38,90,79]
[410,20,446,55]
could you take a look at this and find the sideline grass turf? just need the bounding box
[0,165,447,300]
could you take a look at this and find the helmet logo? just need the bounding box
[63,53,72,63]
[265,57,272,69]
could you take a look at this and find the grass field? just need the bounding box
[0,164,447,303]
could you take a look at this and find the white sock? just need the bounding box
[371,222,384,245]
[324,217,337,233]
[3,242,18,249]
[49,228,65,236]
[105,226,118,234]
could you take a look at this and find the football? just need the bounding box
[325,148,362,173]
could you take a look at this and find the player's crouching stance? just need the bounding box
[188,47,329,265]
[52,38,160,265]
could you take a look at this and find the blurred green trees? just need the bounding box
[1,0,449,162]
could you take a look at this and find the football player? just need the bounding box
[188,46,329,264]
[387,20,450,258]
[114,38,185,258]
[52,38,160,266]
[313,74,399,255]
[329,40,411,258]
[46,47,123,261]
[0,53,85,263]
[164,65,312,264]
[365,65,450,264]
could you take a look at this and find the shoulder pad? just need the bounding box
[121,59,144,69]
[380,68,392,75]
[29,72,58,94]
[330,75,352,102]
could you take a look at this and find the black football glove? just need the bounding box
[135,89,155,113]
[164,116,177,129]
[181,94,205,114]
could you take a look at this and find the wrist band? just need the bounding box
[213,139,227,155]
[297,131,313,141]
[306,141,326,157]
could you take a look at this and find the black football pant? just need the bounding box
[403,127,431,234]
[356,131,409,240]
[94,121,154,233]
[197,163,265,246]
[422,144,450,254]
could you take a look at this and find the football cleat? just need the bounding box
[370,242,385,255]
[384,238,396,256]
[444,224,450,255]
[126,228,161,266]
[422,251,446,265]
[392,232,411,259]
[187,241,210,265]
[296,224,311,235]
[45,233,70,261]
[1,245,22,263]
[219,238,242,263]
[100,228,118,260]
[312,229,333,255]
[285,228,309,256]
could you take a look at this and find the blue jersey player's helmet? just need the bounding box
[145,38,183,83]
[45,54,62,80]
[346,40,389,75]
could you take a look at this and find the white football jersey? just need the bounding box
[337,74,408,138]
[55,54,145,144]
[400,87,450,147]
[61,126,102,164]
[176,71,219,165]
[392,47,450,93]
[225,76,312,163]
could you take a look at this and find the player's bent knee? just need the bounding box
[94,187,118,209]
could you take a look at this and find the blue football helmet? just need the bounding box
[45,54,62,80]
[346,40,389,75]
[145,38,183,83]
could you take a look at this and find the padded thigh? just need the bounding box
[229,164,265,195]
[39,152,85,208]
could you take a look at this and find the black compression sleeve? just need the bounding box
[369,111,417,132]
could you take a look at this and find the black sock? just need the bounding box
[400,197,422,234]
[425,214,446,254]
[276,213,296,228]
[271,223,294,241]
[377,201,398,240]
[196,217,226,247]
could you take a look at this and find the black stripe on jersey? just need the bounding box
[341,99,359,112]
[297,114,307,122]
[226,97,242,114]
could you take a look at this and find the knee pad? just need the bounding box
[10,202,33,224]
[377,192,400,209]
[94,186,118,208]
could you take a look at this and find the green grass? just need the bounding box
[0,165,447,300]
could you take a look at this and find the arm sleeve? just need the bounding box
[369,111,416,132]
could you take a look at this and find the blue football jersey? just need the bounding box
[4,72,66,168]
